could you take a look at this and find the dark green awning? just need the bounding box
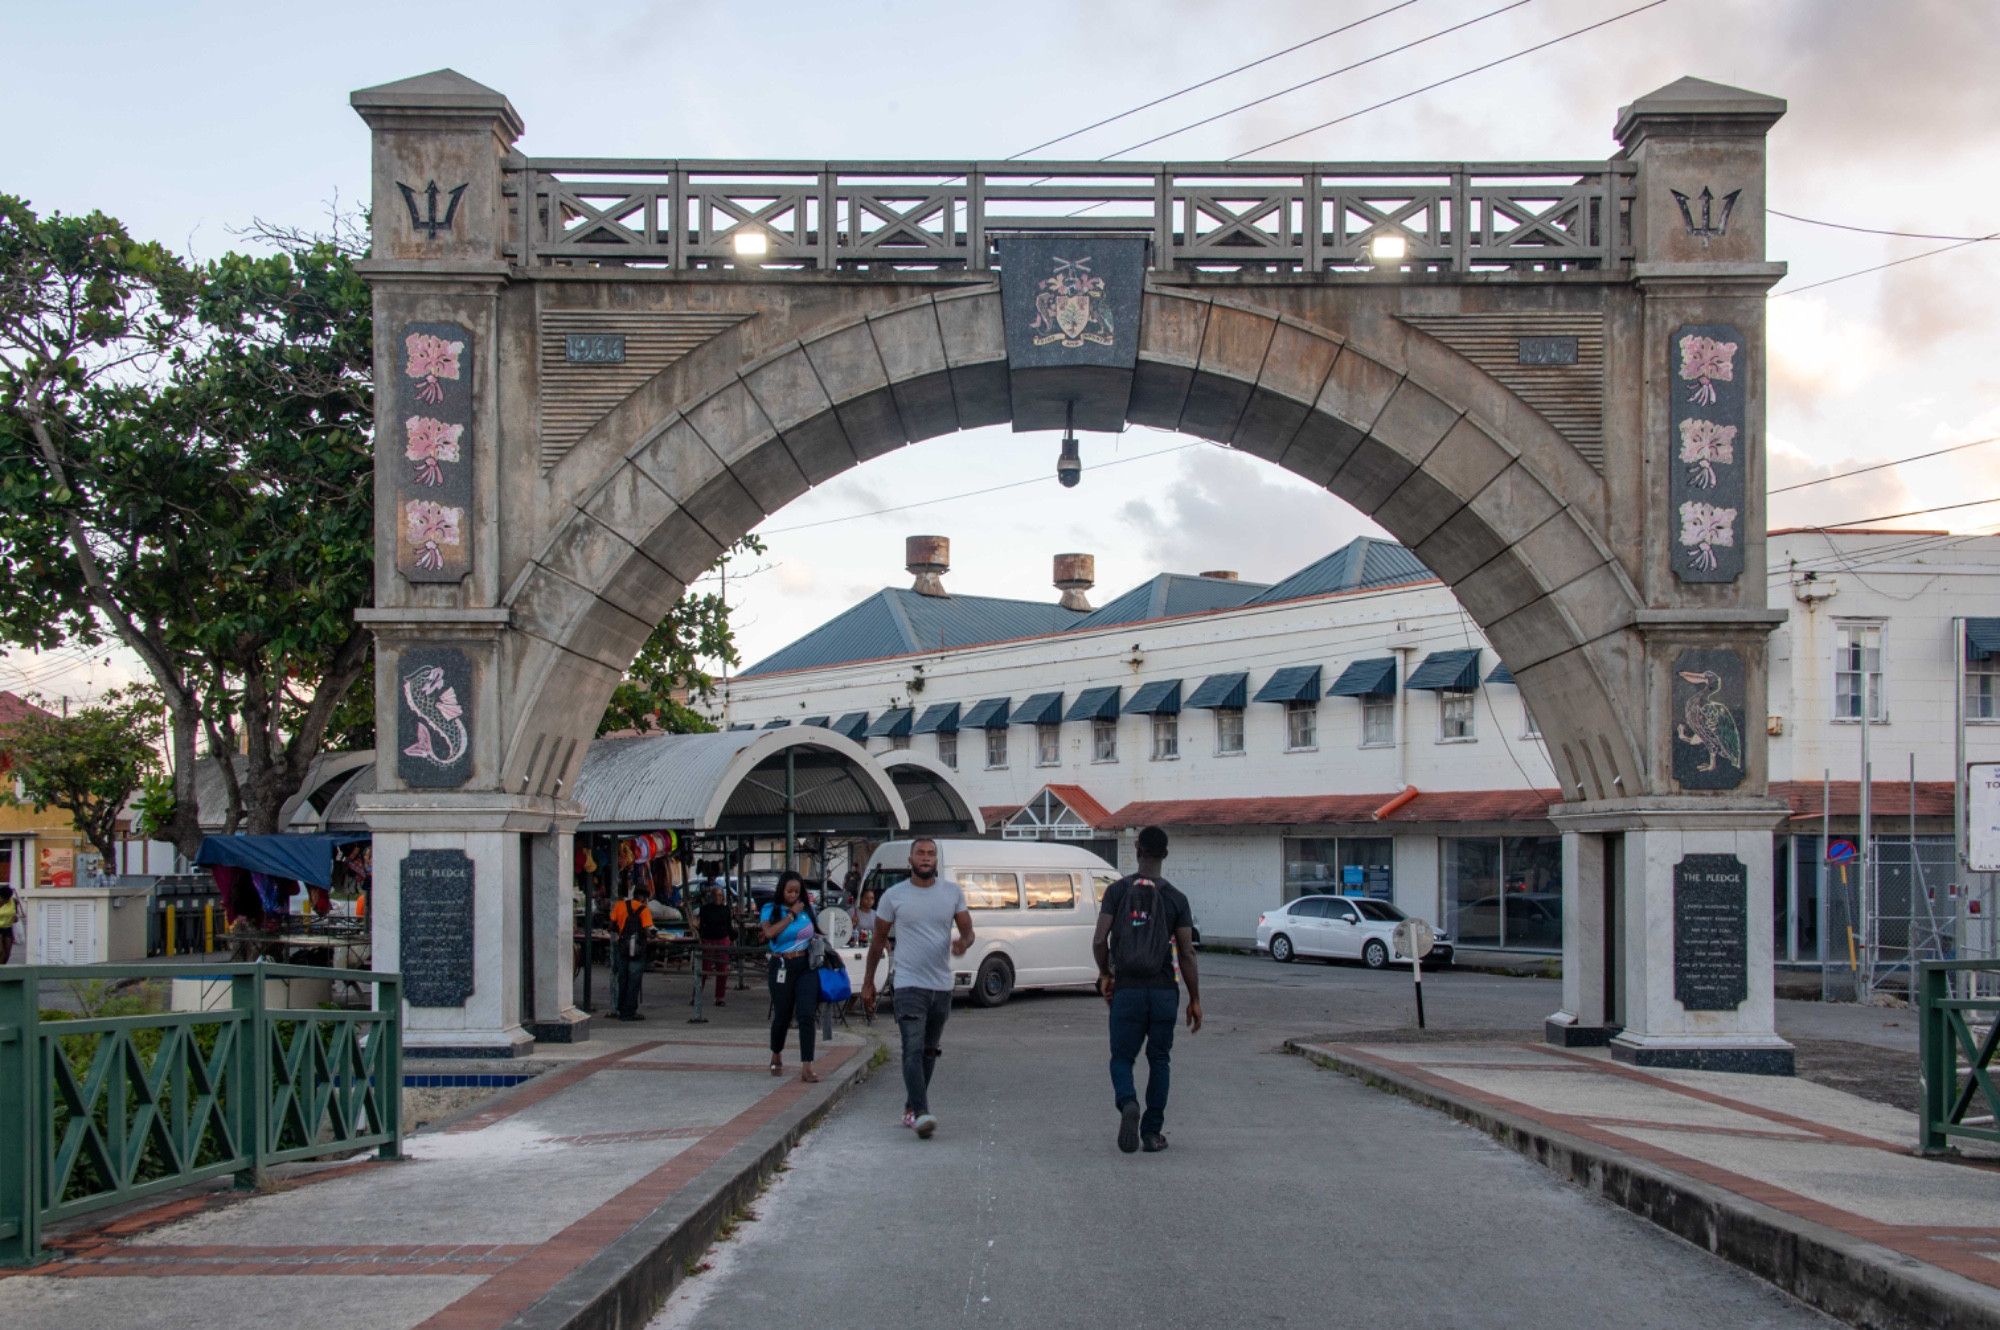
[831,712,870,741]
[1486,660,1515,685]
[1010,692,1065,726]
[761,718,792,728]
[1123,680,1182,715]
[1328,658,1396,698]
[801,715,830,728]
[727,722,754,731]
[1970,619,2000,660]
[866,707,914,738]
[1064,686,1122,721]
[961,697,1011,729]
[1185,672,1248,709]
[1253,665,1321,704]
[1407,648,1481,692]
[912,702,960,734]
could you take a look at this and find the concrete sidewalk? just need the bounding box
[0,982,879,1330]
[1295,1038,2000,1330]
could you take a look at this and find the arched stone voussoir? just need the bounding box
[1128,288,1211,429]
[932,288,1010,430]
[595,544,687,631]
[738,342,859,486]
[1512,645,1644,802]
[1370,465,1464,550]
[796,316,906,463]
[867,300,958,443]
[1231,318,1343,464]
[1363,376,1463,470]
[1178,302,1279,441]
[510,560,656,673]
[500,641,624,797]
[680,380,810,515]
[1327,435,1417,518]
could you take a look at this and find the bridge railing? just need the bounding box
[0,962,402,1266]
[1918,959,2000,1153]
[509,159,1635,274]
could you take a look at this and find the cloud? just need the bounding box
[1767,295,1896,404]
[1118,446,1386,579]
[1767,438,1923,532]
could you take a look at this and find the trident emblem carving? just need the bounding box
[397,179,469,240]
[1671,186,1741,243]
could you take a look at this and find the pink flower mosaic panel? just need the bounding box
[396,321,472,582]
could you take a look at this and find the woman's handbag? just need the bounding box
[818,958,852,1003]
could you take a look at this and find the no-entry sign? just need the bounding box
[1825,839,1857,865]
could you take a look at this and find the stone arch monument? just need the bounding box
[352,70,1791,1070]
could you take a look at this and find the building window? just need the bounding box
[985,728,1007,769]
[1036,722,1060,766]
[1834,620,1886,721]
[1442,836,1562,950]
[1215,707,1245,755]
[937,731,958,768]
[1361,696,1394,747]
[1285,699,1317,751]
[1521,703,1542,739]
[888,733,910,750]
[1283,836,1394,901]
[1151,713,1179,760]
[1971,655,2000,722]
[1092,718,1118,762]
[1439,692,1476,741]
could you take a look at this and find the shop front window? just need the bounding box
[1443,836,1562,950]
[1283,836,1394,901]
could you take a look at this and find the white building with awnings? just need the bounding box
[714,528,2000,965]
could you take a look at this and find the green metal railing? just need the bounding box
[1919,959,2000,1153]
[0,961,402,1265]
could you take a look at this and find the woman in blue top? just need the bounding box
[760,872,820,1082]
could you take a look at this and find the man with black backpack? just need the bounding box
[1093,825,1202,1154]
[610,881,655,1021]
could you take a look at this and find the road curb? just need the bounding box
[508,1039,882,1330]
[1288,1040,2000,1330]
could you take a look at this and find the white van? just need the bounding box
[860,839,1121,1007]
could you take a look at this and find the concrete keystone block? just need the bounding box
[1137,291,1211,369]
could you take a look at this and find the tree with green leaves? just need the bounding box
[0,686,163,865]
[0,198,372,854]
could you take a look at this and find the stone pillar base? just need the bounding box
[1610,1031,1794,1076]
[1545,1014,1619,1047]
[527,1008,592,1044]
[405,1029,536,1060]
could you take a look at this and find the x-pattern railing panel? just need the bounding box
[1919,961,2000,1151]
[512,159,1634,273]
[264,1009,397,1164]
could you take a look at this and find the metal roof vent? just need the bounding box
[906,535,951,597]
[1199,570,1239,580]
[1054,553,1095,612]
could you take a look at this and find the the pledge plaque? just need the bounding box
[1673,854,1748,1012]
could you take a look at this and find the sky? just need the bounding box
[4,0,1998,696]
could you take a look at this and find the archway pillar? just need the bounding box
[1548,800,1793,1074]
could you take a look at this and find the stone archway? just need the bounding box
[352,70,1792,1069]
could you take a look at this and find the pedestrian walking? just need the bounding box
[860,838,973,1139]
[609,881,654,1021]
[0,885,17,965]
[1093,825,1202,1154]
[762,871,821,1082]
[698,882,734,1007]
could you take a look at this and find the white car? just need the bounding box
[1255,895,1454,969]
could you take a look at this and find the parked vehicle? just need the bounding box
[1255,894,1454,969]
[861,840,1122,1007]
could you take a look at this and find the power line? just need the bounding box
[1769,436,2000,495]
[1228,0,1672,160]
[1100,0,1537,160]
[1009,0,1429,159]
[1769,209,1995,243]
[1772,232,2000,298]
[1795,495,2000,532]
[758,439,1208,535]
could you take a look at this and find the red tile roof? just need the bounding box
[1042,784,1112,828]
[1103,788,1561,829]
[979,805,1021,832]
[0,691,53,728]
[1771,781,1956,820]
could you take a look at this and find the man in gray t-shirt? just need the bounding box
[861,838,973,1139]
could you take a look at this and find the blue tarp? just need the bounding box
[194,834,368,890]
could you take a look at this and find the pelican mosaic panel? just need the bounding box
[395,321,473,582]
[1669,323,1746,583]
[397,645,473,788]
[1671,647,1746,790]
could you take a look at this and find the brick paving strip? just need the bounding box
[1293,1039,2000,1330]
[9,1034,874,1330]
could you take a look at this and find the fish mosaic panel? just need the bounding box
[397,645,473,788]
[396,321,473,582]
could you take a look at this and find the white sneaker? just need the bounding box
[914,1113,937,1139]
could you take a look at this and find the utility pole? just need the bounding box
[1859,666,1873,997]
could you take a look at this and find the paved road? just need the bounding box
[653,955,1836,1329]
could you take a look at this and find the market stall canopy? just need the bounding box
[574,726,909,836]
[876,753,982,836]
[194,833,369,889]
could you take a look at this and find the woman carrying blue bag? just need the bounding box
[761,872,821,1082]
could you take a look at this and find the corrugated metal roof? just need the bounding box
[1123,680,1182,714]
[1253,665,1321,704]
[911,702,960,734]
[1328,657,1397,697]
[1244,536,1435,605]
[739,588,1077,677]
[573,729,908,832]
[1064,686,1121,721]
[1102,788,1560,828]
[962,697,1011,729]
[1407,648,1481,692]
[1185,672,1247,709]
[1064,573,1267,632]
[573,731,765,829]
[1010,692,1064,726]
